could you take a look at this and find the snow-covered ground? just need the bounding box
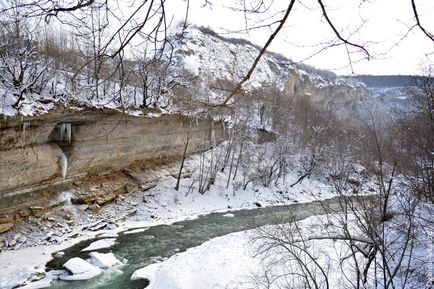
[128,216,343,289]
[130,230,259,289]
[0,133,430,289]
[0,25,364,120]
[128,215,349,289]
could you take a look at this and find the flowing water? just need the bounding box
[46,196,358,289]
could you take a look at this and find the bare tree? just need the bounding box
[0,0,431,107]
[396,73,434,202]
[254,214,331,289]
[132,52,176,108]
[250,103,430,288]
[0,0,51,109]
[175,125,192,191]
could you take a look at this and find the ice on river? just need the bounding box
[81,238,117,252]
[60,257,102,281]
[123,228,148,235]
[19,253,122,288]
[19,271,65,289]
[89,252,122,269]
[97,231,119,238]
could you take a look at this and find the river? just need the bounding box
[46,196,356,289]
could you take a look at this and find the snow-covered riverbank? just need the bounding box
[131,230,258,289]
[129,216,335,289]
[0,151,341,289]
[1,145,429,289]
[130,207,433,289]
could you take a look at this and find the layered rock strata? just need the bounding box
[0,109,226,220]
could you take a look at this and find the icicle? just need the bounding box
[66,123,72,144]
[22,121,30,137]
[59,123,65,141]
[211,120,216,147]
[58,123,72,143]
[195,118,199,127]
[59,152,68,179]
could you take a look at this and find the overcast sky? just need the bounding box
[166,0,434,76]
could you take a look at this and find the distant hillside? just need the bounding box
[350,75,425,87]
[196,26,337,80]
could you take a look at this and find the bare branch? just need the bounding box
[317,0,370,60]
[219,0,296,107]
[411,0,434,42]
[45,0,97,18]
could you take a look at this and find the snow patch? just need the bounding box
[60,257,101,281]
[89,252,121,269]
[124,228,148,235]
[18,270,65,289]
[131,231,257,289]
[81,238,117,252]
[97,231,119,238]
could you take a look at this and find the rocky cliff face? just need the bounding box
[0,109,226,219]
[168,27,366,112]
[0,26,367,232]
[283,70,364,111]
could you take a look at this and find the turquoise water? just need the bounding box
[47,197,349,289]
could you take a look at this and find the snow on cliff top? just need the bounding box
[0,26,362,117]
[169,26,363,92]
[171,27,287,90]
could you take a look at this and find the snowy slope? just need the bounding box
[168,26,365,104]
[0,26,365,118]
[171,28,287,90]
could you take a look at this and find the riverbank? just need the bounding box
[0,148,350,288]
